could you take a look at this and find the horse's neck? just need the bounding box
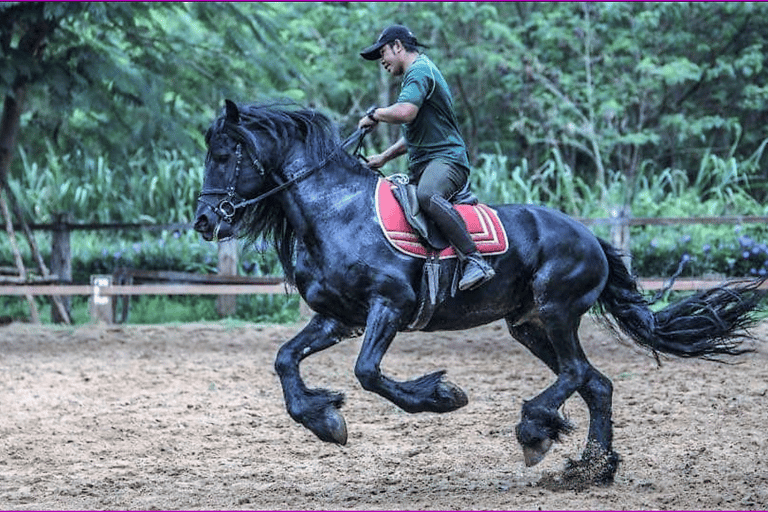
[277,156,374,244]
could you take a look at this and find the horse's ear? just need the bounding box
[224,99,240,124]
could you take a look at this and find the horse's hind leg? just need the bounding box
[507,321,573,465]
[507,319,619,485]
[354,300,468,414]
[274,314,356,445]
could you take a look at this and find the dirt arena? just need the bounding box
[0,316,766,510]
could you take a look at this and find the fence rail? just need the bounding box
[13,215,768,231]
[0,277,763,298]
[578,215,768,227]
[0,283,294,296]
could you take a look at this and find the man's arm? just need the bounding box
[366,136,407,170]
[357,102,417,169]
[358,102,418,130]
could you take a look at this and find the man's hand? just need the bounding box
[358,115,377,131]
[363,137,407,170]
[365,153,387,169]
[358,107,379,131]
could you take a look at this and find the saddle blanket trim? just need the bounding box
[375,178,509,259]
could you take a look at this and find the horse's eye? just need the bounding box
[212,152,229,163]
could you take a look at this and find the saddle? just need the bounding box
[374,177,509,330]
[375,178,509,259]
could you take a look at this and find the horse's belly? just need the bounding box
[419,294,526,332]
[421,313,504,332]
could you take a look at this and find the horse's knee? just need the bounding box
[555,359,592,392]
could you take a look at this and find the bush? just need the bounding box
[630,224,768,278]
[10,144,203,224]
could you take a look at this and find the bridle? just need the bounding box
[198,128,372,225]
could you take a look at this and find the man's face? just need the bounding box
[379,42,404,76]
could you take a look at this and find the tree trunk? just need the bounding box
[0,12,57,324]
[0,87,26,186]
[0,8,52,185]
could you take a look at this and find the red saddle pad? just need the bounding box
[374,178,509,259]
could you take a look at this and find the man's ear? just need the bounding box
[392,39,403,53]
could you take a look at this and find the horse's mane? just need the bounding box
[207,101,373,283]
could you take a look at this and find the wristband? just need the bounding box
[366,107,379,123]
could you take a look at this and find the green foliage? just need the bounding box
[5,2,768,220]
[624,146,768,278]
[471,146,597,216]
[0,230,295,325]
[121,294,298,325]
[0,227,287,285]
[9,143,203,224]
[3,2,304,176]
[469,141,768,280]
[68,230,219,282]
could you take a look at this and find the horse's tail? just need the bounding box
[594,238,765,360]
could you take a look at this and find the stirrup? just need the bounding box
[459,254,495,291]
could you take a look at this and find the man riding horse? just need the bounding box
[357,24,495,291]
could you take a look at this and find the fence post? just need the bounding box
[89,274,114,324]
[216,238,239,317]
[51,212,72,323]
[610,205,632,273]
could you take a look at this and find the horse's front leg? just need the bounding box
[274,314,356,445]
[353,300,468,414]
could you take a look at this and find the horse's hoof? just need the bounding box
[309,406,348,445]
[523,437,553,467]
[436,379,469,412]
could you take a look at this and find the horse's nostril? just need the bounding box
[194,215,209,233]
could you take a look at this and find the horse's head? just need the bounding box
[195,100,349,254]
[194,100,273,241]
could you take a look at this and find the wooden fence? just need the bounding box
[3,214,768,323]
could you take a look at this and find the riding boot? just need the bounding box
[457,250,497,291]
[426,196,496,291]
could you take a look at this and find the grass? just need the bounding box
[1,294,301,326]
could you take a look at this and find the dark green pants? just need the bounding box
[414,160,477,256]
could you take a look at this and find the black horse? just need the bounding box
[194,101,763,489]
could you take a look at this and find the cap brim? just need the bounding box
[360,42,385,60]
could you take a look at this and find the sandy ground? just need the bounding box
[0,316,767,510]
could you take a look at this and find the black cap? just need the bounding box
[360,24,418,60]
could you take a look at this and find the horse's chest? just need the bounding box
[294,252,413,323]
[295,259,366,309]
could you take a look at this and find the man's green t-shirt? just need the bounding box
[397,54,470,178]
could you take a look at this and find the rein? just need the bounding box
[198,128,372,224]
